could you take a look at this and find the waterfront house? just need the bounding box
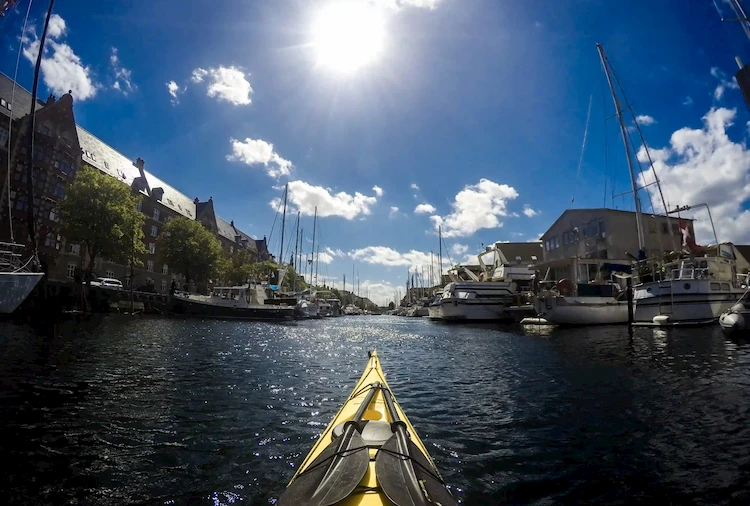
[538,208,695,282]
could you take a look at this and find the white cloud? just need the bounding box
[430,178,519,238]
[389,206,399,218]
[410,183,419,190]
[359,281,399,307]
[523,205,539,217]
[191,68,208,83]
[317,251,334,264]
[683,96,694,106]
[270,181,378,220]
[324,246,345,258]
[46,14,66,38]
[636,107,750,244]
[22,14,97,101]
[711,67,739,101]
[635,114,656,126]
[414,203,436,214]
[191,66,252,105]
[227,138,293,178]
[166,80,184,105]
[451,244,468,255]
[110,47,135,95]
[370,0,443,9]
[372,185,384,197]
[349,246,448,271]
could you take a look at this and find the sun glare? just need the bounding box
[311,1,386,73]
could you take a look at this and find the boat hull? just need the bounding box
[427,305,442,320]
[169,295,295,321]
[438,298,514,322]
[281,351,454,505]
[634,280,743,324]
[535,295,628,325]
[0,272,44,314]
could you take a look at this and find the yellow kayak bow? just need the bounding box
[277,350,458,506]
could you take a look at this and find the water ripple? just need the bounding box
[1,316,749,504]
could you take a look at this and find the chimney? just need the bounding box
[133,157,151,195]
[194,197,199,204]
[209,196,213,202]
[230,220,234,227]
[45,94,55,105]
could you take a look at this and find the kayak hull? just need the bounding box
[280,350,452,505]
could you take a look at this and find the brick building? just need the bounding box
[0,72,267,292]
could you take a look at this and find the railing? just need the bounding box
[671,268,710,280]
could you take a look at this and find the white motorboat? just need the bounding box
[0,242,44,314]
[535,279,628,326]
[169,284,295,320]
[634,251,747,325]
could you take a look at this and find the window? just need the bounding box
[161,280,168,293]
[531,255,538,261]
[648,221,657,233]
[44,232,60,250]
[153,208,160,221]
[106,270,115,278]
[148,242,155,254]
[0,98,6,108]
[598,220,606,237]
[515,256,522,261]
[147,260,154,272]
[69,243,80,255]
[67,263,76,279]
[0,126,8,147]
[39,125,53,137]
[162,264,168,275]
[49,209,59,222]
[661,222,669,234]
[230,246,234,254]
[671,223,680,235]
[150,225,158,237]
[53,185,64,199]
[59,157,73,176]
[136,200,142,212]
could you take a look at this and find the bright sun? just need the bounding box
[311,1,386,73]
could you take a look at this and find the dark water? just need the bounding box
[1,316,750,505]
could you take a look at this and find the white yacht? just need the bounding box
[535,277,628,326]
[0,242,44,314]
[633,245,747,325]
[435,243,536,322]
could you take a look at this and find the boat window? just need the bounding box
[721,283,730,291]
[710,282,721,291]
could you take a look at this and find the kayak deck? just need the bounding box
[279,350,454,505]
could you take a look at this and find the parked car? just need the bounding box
[86,277,123,290]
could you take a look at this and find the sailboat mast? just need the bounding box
[293,211,300,292]
[25,0,57,260]
[597,43,646,251]
[279,183,288,267]
[438,226,443,285]
[310,207,317,286]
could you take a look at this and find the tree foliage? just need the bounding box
[221,248,256,286]
[58,165,145,282]
[388,301,395,310]
[159,216,223,289]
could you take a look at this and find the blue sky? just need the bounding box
[3,0,750,304]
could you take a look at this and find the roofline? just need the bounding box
[541,207,695,240]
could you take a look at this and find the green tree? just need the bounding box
[282,266,308,291]
[221,248,256,286]
[388,301,395,310]
[159,216,223,290]
[58,165,145,285]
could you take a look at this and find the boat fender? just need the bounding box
[731,303,745,314]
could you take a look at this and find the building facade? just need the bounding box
[0,73,267,293]
[539,208,695,282]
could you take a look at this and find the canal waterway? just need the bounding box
[1,316,749,505]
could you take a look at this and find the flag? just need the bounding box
[679,219,697,251]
